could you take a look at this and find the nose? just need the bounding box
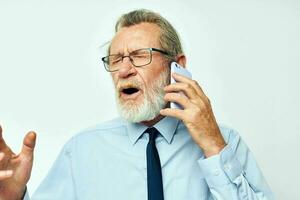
[118,56,137,79]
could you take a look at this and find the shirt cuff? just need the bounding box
[197,144,244,187]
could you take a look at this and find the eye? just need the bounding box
[132,54,148,59]
[111,59,121,64]
[109,55,122,64]
[131,50,149,59]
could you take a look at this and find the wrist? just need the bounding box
[199,129,226,158]
[202,140,226,158]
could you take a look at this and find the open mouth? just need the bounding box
[119,86,142,99]
[122,87,140,95]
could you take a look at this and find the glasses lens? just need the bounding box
[130,49,151,67]
[105,55,121,71]
[103,49,152,72]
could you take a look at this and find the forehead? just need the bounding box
[110,23,161,54]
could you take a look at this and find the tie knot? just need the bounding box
[144,127,160,142]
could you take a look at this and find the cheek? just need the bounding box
[111,74,118,87]
[136,70,151,88]
[143,66,166,84]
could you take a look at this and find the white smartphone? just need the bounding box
[170,62,192,109]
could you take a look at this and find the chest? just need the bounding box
[73,134,210,199]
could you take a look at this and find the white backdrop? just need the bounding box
[0,0,299,199]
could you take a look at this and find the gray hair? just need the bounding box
[111,9,183,58]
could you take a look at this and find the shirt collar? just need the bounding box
[126,116,180,145]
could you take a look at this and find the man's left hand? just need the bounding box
[160,73,226,158]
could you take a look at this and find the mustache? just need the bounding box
[116,79,143,92]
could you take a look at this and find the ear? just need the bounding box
[175,54,187,68]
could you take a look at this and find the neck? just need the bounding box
[140,114,165,127]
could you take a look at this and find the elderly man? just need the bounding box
[0,9,273,200]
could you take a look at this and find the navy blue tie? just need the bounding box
[144,127,164,200]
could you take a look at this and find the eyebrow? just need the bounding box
[109,52,123,56]
[110,47,150,55]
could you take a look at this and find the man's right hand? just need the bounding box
[0,125,36,200]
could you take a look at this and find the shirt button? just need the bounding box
[236,176,242,182]
[224,163,231,171]
[213,170,220,176]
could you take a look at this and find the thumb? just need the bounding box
[21,131,37,158]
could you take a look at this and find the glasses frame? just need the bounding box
[101,47,172,72]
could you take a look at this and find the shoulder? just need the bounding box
[64,117,126,148]
[79,117,125,133]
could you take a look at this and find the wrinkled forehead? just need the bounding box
[109,23,161,55]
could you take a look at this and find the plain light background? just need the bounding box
[0,0,299,199]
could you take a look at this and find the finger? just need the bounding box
[164,82,198,99]
[0,170,13,180]
[0,125,4,142]
[0,152,11,169]
[160,108,185,120]
[21,131,36,158]
[172,73,205,96]
[0,125,8,149]
[173,73,212,105]
[0,152,4,161]
[164,92,190,108]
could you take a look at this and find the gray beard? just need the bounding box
[116,69,170,123]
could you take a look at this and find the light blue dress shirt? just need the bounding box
[25,116,274,199]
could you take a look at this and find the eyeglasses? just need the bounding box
[101,48,172,72]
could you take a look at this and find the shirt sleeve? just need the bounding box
[197,128,274,200]
[30,138,77,200]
